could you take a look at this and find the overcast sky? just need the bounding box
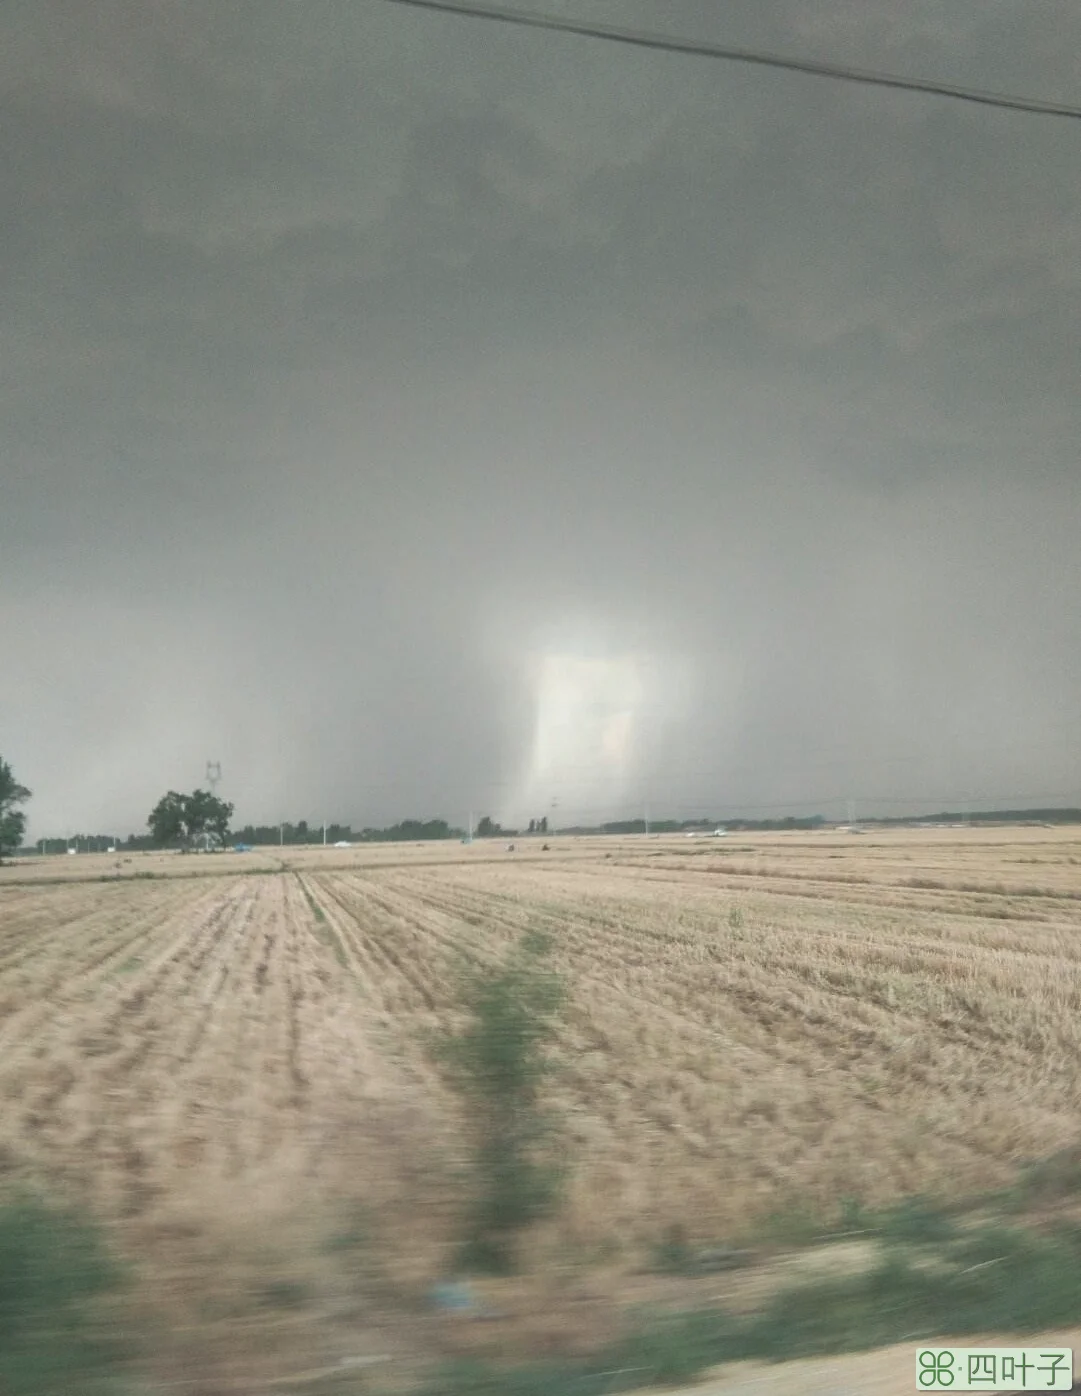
[3,0,1080,838]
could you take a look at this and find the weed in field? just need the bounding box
[647,1224,754,1276]
[416,1356,588,1396]
[296,876,349,965]
[432,930,569,1275]
[297,877,326,922]
[646,1222,695,1275]
[321,1202,373,1254]
[874,1196,957,1244]
[256,1277,310,1309]
[835,1195,869,1232]
[749,1200,827,1248]
[1007,1145,1081,1209]
[606,1304,741,1384]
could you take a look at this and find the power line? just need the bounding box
[378,0,1081,121]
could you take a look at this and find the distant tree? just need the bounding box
[183,789,234,847]
[0,757,32,864]
[539,816,548,835]
[358,818,461,843]
[528,819,536,834]
[147,791,187,847]
[147,789,234,849]
[472,815,520,838]
[207,796,234,845]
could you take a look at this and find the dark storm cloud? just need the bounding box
[2,0,1079,835]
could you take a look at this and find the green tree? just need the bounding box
[182,789,233,847]
[0,758,32,864]
[147,791,187,847]
[206,795,233,845]
[147,790,234,849]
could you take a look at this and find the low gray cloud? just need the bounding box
[2,0,1079,836]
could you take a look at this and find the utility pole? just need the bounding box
[279,822,283,847]
[322,822,327,847]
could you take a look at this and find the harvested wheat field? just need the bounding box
[2,826,1081,1391]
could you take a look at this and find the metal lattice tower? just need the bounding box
[200,762,223,852]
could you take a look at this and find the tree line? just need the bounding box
[472,815,549,838]
[230,818,466,844]
[9,744,1081,859]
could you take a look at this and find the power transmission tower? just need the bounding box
[201,762,223,852]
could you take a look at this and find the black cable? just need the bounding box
[378,0,1081,121]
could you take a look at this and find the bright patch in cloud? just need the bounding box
[514,650,647,824]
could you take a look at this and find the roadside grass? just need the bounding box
[419,1177,1081,1394]
[0,1187,137,1395]
[644,1191,962,1266]
[744,1219,1081,1359]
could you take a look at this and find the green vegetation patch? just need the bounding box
[418,1208,1081,1394]
[297,876,349,967]
[0,1189,135,1394]
[429,930,568,1276]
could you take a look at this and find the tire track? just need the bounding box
[306,873,441,1012]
